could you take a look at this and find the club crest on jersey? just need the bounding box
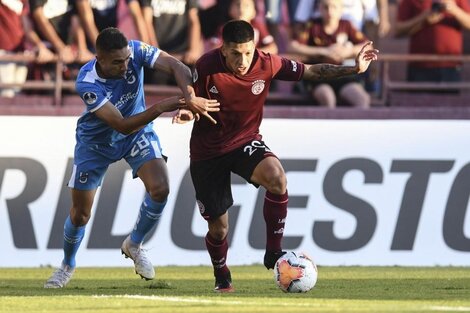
[251,80,265,95]
[83,92,97,105]
[125,69,136,84]
[193,69,198,83]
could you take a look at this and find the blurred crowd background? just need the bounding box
[1,0,470,108]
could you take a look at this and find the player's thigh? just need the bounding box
[250,156,286,191]
[136,158,169,195]
[190,157,233,220]
[232,139,283,187]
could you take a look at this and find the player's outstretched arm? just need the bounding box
[94,96,185,135]
[153,51,220,124]
[302,41,379,81]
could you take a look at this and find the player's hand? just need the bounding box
[172,109,197,124]
[186,96,220,124]
[355,42,379,74]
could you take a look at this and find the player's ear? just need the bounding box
[220,43,228,57]
[95,51,102,64]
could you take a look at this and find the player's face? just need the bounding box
[221,40,256,76]
[96,47,131,79]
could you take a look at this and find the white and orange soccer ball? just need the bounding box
[273,251,318,293]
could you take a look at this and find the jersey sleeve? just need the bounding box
[129,40,161,69]
[192,61,208,98]
[271,54,305,81]
[76,82,109,113]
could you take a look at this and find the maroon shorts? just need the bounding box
[190,139,276,220]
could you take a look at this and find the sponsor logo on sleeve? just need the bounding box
[290,60,297,72]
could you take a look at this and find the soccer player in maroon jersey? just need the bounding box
[173,19,378,292]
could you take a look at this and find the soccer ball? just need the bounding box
[273,251,318,293]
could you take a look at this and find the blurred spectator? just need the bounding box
[264,0,300,52]
[29,0,94,65]
[288,0,371,108]
[294,0,390,94]
[76,0,150,48]
[207,0,278,54]
[295,0,390,35]
[395,0,470,87]
[141,0,203,84]
[198,0,230,40]
[0,0,54,97]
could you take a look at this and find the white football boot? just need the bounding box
[44,263,75,288]
[121,235,155,280]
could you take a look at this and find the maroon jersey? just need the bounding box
[298,18,367,65]
[398,0,470,68]
[190,49,305,161]
[0,0,27,51]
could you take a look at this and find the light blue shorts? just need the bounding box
[68,129,163,190]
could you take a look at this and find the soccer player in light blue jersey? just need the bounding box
[44,27,219,288]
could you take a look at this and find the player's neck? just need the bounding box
[95,62,108,79]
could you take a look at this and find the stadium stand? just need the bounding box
[1,0,470,118]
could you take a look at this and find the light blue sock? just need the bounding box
[63,216,86,268]
[130,193,166,244]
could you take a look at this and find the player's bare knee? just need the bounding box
[211,228,228,241]
[265,174,287,194]
[70,209,91,226]
[147,184,169,202]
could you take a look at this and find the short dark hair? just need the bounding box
[96,27,128,52]
[222,20,254,44]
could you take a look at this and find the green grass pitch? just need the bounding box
[0,266,469,313]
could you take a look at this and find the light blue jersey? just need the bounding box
[70,40,165,190]
[75,40,160,144]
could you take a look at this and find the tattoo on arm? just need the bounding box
[305,64,357,81]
